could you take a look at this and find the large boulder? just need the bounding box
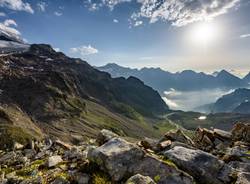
[125,174,155,184]
[88,137,193,183]
[164,146,233,184]
[88,137,145,181]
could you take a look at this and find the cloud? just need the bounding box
[37,1,46,12]
[0,0,34,14]
[0,19,22,42]
[53,48,60,52]
[54,11,63,16]
[87,0,240,27]
[132,0,240,27]
[4,19,17,27]
[69,45,98,56]
[113,19,119,23]
[240,34,250,38]
[86,0,132,11]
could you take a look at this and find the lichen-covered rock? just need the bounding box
[164,146,232,184]
[96,129,119,145]
[125,174,156,184]
[88,137,193,183]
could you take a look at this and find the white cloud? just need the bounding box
[0,20,22,42]
[37,1,46,12]
[69,45,98,56]
[54,11,63,16]
[240,34,250,38]
[4,19,17,27]
[87,0,240,27]
[113,19,119,23]
[0,0,34,14]
[132,0,240,27]
[86,0,132,11]
[53,48,60,52]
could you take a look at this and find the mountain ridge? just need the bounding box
[98,63,249,93]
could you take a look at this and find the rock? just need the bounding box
[0,151,16,165]
[132,155,193,184]
[47,155,63,168]
[96,129,119,145]
[51,177,70,184]
[232,123,250,142]
[73,173,89,184]
[54,140,72,150]
[88,137,144,181]
[163,129,194,145]
[213,129,232,140]
[235,172,250,184]
[139,137,158,151]
[13,142,24,150]
[125,174,156,184]
[88,137,193,183]
[228,161,250,173]
[157,140,171,151]
[164,146,232,184]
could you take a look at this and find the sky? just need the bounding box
[0,0,250,76]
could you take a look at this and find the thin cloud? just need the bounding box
[37,1,47,12]
[69,45,99,57]
[240,34,250,38]
[54,11,63,16]
[4,19,17,27]
[0,0,34,14]
[113,19,119,23]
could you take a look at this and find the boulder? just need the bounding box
[231,123,250,142]
[88,137,144,181]
[125,174,156,184]
[213,129,232,140]
[96,129,119,145]
[163,129,194,145]
[164,146,232,184]
[88,137,193,183]
[47,155,63,168]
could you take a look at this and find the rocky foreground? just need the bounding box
[0,123,249,184]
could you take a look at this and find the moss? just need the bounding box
[91,172,111,184]
[162,159,178,169]
[154,175,161,183]
[16,159,45,177]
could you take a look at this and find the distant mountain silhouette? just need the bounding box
[98,63,249,93]
[211,88,250,114]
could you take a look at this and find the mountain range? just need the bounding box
[0,36,170,146]
[199,88,250,114]
[98,63,249,93]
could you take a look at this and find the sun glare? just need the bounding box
[190,22,218,46]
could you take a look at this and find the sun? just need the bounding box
[190,22,218,46]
